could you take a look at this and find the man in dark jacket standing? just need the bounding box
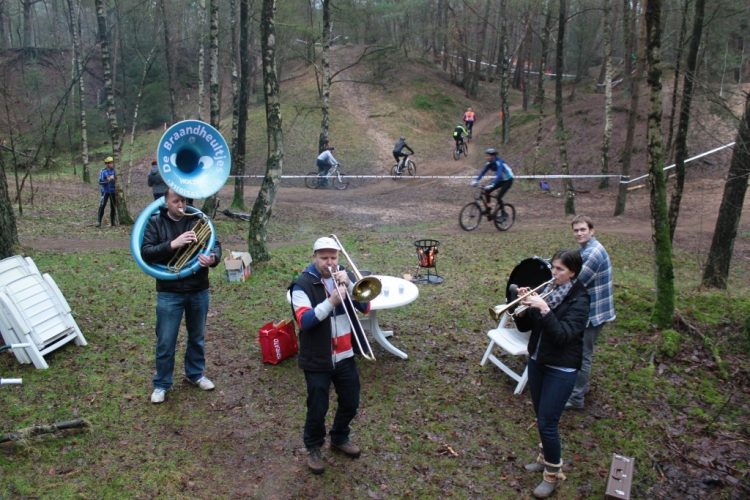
[141,188,222,404]
[96,156,117,227]
[290,236,371,474]
[147,159,167,200]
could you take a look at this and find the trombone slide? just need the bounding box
[329,266,376,361]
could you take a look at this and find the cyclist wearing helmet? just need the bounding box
[453,124,468,150]
[316,145,339,187]
[392,137,414,172]
[470,148,514,215]
[97,156,117,227]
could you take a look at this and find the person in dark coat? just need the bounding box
[514,249,590,498]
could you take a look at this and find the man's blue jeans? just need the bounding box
[527,357,577,464]
[153,290,209,390]
[303,357,360,450]
[316,159,330,186]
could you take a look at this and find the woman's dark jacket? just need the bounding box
[141,207,222,293]
[514,280,589,369]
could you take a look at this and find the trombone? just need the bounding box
[489,278,555,321]
[328,266,376,361]
[329,234,382,302]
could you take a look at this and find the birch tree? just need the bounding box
[202,0,221,216]
[94,0,132,225]
[644,0,674,328]
[317,0,332,153]
[159,0,176,123]
[248,0,284,262]
[65,0,90,183]
[555,0,575,215]
[231,0,250,210]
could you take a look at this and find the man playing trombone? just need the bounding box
[290,236,371,475]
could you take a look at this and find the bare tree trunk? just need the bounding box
[499,0,510,144]
[65,0,89,183]
[0,1,6,49]
[94,0,131,225]
[159,0,176,124]
[622,0,634,96]
[556,0,575,215]
[644,0,674,328]
[533,0,553,173]
[248,0,284,262]
[600,0,613,189]
[466,0,491,98]
[317,0,332,153]
[0,147,19,258]
[615,7,644,216]
[125,46,157,196]
[232,0,249,210]
[664,0,689,161]
[197,0,206,121]
[21,0,41,47]
[668,0,705,243]
[202,0,221,216]
[702,92,750,289]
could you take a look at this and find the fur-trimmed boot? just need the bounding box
[524,443,545,472]
[532,460,566,498]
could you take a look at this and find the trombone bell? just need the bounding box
[352,276,382,302]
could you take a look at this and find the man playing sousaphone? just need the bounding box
[141,187,222,404]
[289,236,371,474]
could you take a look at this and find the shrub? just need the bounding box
[659,328,682,357]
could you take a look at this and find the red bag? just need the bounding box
[258,320,298,364]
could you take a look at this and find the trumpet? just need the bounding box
[329,266,376,361]
[329,234,381,302]
[489,278,555,321]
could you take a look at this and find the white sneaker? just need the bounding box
[150,388,166,404]
[189,376,215,391]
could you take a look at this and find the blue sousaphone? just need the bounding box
[130,120,231,280]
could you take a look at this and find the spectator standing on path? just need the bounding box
[147,160,167,200]
[141,187,222,404]
[97,157,117,228]
[566,215,615,410]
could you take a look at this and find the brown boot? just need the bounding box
[331,440,361,458]
[532,460,566,498]
[307,447,325,475]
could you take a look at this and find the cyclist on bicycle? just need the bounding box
[316,145,339,187]
[470,148,514,216]
[463,107,476,138]
[453,124,468,151]
[393,137,414,173]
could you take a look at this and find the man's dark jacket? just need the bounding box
[141,207,222,293]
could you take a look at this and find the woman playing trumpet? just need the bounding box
[513,249,590,498]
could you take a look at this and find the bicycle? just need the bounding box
[0,343,29,386]
[305,163,349,190]
[459,188,516,231]
[391,155,417,179]
[452,140,469,161]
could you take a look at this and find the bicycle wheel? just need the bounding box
[406,160,416,176]
[493,203,516,231]
[462,143,469,158]
[391,164,403,180]
[453,147,461,161]
[305,171,320,189]
[459,202,483,231]
[333,173,349,190]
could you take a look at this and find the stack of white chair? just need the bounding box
[480,312,531,395]
[0,255,87,369]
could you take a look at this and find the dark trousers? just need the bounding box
[527,357,577,464]
[303,357,360,450]
[97,192,116,225]
[484,179,513,211]
[393,152,408,167]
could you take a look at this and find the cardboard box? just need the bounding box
[224,251,252,282]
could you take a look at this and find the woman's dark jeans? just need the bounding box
[527,357,577,464]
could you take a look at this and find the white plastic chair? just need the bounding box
[480,313,531,394]
[0,273,87,369]
[0,255,40,286]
